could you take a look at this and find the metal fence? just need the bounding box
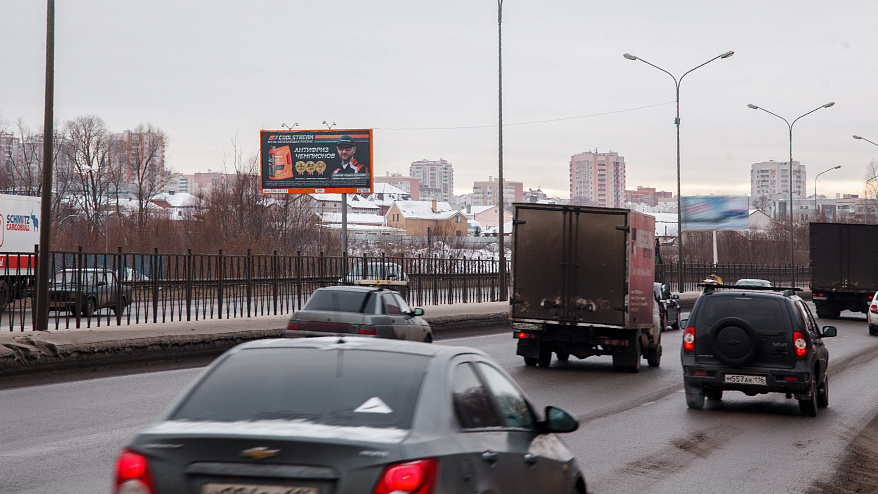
[0,249,509,331]
[0,248,816,332]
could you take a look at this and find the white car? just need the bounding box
[868,290,878,335]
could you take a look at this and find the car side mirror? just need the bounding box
[680,318,688,328]
[672,294,679,300]
[540,406,578,434]
[412,308,424,316]
[821,326,837,337]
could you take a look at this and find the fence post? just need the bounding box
[113,247,121,325]
[272,250,278,316]
[186,249,193,322]
[152,248,160,323]
[246,248,253,318]
[217,249,224,319]
[296,251,303,311]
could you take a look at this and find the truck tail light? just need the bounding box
[373,458,438,494]
[114,449,155,494]
[794,331,808,358]
[683,327,695,352]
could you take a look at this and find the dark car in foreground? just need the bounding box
[286,285,432,342]
[681,284,836,416]
[48,268,131,316]
[114,337,586,494]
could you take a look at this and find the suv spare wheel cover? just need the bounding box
[709,317,759,367]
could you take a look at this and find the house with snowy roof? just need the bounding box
[386,200,468,237]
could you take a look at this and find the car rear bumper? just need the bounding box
[284,330,376,339]
[683,366,813,394]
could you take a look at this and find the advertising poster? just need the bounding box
[681,196,749,231]
[260,129,373,194]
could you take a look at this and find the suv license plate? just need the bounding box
[202,484,318,494]
[725,374,766,385]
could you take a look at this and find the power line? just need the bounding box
[374,101,674,131]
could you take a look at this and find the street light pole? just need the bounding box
[747,102,835,287]
[497,0,506,300]
[623,50,734,292]
[813,165,841,220]
[853,135,878,223]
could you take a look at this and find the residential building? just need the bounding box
[164,173,193,195]
[625,186,673,207]
[358,182,412,215]
[472,176,523,207]
[109,129,166,189]
[750,161,806,200]
[569,150,626,207]
[461,205,512,229]
[409,159,453,202]
[374,173,420,200]
[386,200,468,237]
[192,170,237,196]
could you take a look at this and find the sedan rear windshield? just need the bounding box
[304,290,372,313]
[170,347,429,429]
[697,296,789,333]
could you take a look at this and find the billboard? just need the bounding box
[681,196,749,231]
[260,129,373,194]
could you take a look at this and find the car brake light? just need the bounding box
[871,304,878,314]
[794,331,808,358]
[358,325,377,335]
[373,458,438,494]
[683,327,695,352]
[287,322,300,330]
[516,332,539,339]
[114,449,154,494]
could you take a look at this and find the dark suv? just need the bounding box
[681,284,837,416]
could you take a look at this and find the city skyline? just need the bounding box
[3,1,877,200]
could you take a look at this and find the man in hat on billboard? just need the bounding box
[332,135,369,174]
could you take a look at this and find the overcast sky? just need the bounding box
[3,0,877,199]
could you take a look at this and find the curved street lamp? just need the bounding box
[853,135,878,222]
[853,134,878,147]
[747,101,835,286]
[814,165,841,220]
[498,0,506,299]
[623,50,734,292]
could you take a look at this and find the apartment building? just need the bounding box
[750,161,806,199]
[472,176,523,207]
[374,173,420,200]
[569,150,626,207]
[625,186,673,207]
[409,159,453,202]
[109,129,166,189]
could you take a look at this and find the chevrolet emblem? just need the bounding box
[241,447,280,460]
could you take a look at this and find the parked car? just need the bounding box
[654,282,681,331]
[114,337,587,494]
[734,278,772,287]
[681,284,837,416]
[868,290,878,335]
[286,285,432,342]
[48,268,131,317]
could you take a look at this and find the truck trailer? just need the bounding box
[511,204,662,372]
[810,222,878,319]
[0,194,41,313]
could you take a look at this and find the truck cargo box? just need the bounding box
[511,204,655,329]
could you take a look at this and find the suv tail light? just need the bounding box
[793,331,808,358]
[373,458,438,494]
[114,449,155,494]
[683,326,695,352]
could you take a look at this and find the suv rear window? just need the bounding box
[696,296,789,333]
[170,347,429,429]
[304,289,373,313]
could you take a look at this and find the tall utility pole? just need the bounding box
[34,0,55,331]
[497,0,506,300]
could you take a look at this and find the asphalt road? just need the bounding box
[2,305,875,494]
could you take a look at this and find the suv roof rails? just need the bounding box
[697,283,801,293]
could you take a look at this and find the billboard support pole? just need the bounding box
[341,192,348,255]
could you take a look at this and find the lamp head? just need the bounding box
[854,135,863,140]
[747,104,759,110]
[720,51,735,58]
[623,53,637,61]
[833,165,841,170]
[823,102,835,108]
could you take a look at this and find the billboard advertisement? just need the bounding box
[681,196,749,231]
[260,129,373,194]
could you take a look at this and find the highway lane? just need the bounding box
[1,305,875,493]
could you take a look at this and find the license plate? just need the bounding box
[202,483,318,494]
[724,374,766,385]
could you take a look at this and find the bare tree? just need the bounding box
[865,159,878,224]
[121,123,173,239]
[64,115,115,247]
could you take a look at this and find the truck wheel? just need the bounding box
[556,351,570,362]
[112,297,128,316]
[685,384,705,410]
[524,357,538,367]
[646,344,662,368]
[537,350,552,368]
[869,325,878,336]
